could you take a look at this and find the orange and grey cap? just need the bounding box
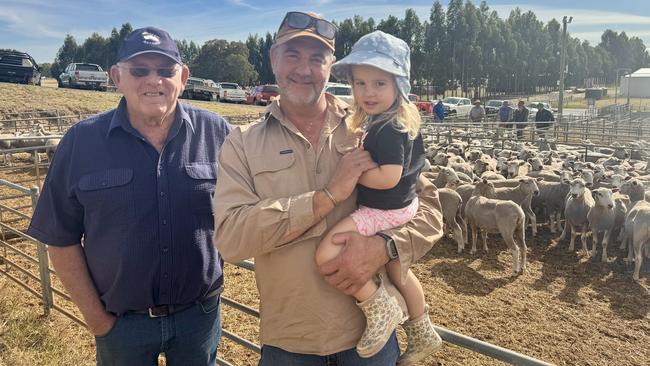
[274,11,336,51]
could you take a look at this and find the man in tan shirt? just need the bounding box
[213,11,444,365]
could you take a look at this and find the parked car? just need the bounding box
[0,50,41,85]
[215,82,247,103]
[408,94,433,114]
[58,63,108,91]
[247,84,279,105]
[485,100,507,115]
[442,97,472,116]
[325,82,353,104]
[182,76,220,101]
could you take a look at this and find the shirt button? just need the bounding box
[316,169,321,174]
[162,246,169,253]
[160,191,165,197]
[162,219,167,225]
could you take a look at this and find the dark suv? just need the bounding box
[0,50,41,85]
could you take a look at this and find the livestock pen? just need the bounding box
[0,107,649,365]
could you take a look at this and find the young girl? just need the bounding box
[315,31,442,364]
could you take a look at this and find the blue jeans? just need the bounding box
[258,332,399,366]
[95,295,221,366]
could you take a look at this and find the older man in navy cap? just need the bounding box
[28,26,230,365]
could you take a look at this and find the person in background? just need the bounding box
[513,100,529,139]
[433,100,445,122]
[27,27,229,365]
[469,100,485,124]
[535,102,555,139]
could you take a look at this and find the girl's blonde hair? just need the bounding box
[348,82,421,139]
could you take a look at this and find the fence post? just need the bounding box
[31,186,53,315]
[33,150,40,186]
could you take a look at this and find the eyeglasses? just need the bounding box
[281,12,337,40]
[121,66,179,78]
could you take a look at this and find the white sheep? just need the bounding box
[465,179,527,276]
[558,179,595,254]
[587,188,617,262]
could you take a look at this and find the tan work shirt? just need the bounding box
[213,94,443,355]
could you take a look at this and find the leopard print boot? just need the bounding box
[397,305,443,365]
[356,281,403,358]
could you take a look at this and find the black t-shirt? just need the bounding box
[357,120,425,210]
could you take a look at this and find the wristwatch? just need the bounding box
[377,232,398,260]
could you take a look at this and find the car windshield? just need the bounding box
[486,101,502,107]
[262,85,279,93]
[443,97,460,104]
[220,83,238,89]
[77,64,101,71]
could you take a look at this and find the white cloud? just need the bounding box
[226,0,261,11]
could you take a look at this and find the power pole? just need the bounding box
[558,16,572,119]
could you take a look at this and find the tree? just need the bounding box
[51,35,79,82]
[78,33,108,67]
[177,39,200,65]
[191,39,257,85]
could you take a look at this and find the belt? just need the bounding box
[129,285,223,318]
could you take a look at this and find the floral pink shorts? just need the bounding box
[350,198,419,236]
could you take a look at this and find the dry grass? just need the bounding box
[0,82,265,119]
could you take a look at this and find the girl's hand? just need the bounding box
[327,147,377,203]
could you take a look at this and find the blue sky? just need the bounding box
[1,0,649,64]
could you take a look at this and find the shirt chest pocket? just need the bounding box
[248,154,296,198]
[185,163,218,215]
[77,168,134,225]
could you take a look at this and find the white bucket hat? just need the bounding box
[332,30,411,101]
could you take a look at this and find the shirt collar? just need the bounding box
[264,93,349,132]
[107,97,194,138]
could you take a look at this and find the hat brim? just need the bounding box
[275,30,335,51]
[119,50,182,64]
[332,50,408,80]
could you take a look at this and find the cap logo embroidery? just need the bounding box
[141,32,161,45]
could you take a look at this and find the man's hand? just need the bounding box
[318,232,389,295]
[327,147,376,203]
[87,310,117,337]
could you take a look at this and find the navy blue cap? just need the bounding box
[116,26,182,64]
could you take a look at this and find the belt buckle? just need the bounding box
[148,305,170,318]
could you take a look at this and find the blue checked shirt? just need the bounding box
[28,98,231,314]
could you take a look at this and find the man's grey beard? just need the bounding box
[281,84,322,105]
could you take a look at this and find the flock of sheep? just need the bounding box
[0,124,61,164]
[422,129,650,281]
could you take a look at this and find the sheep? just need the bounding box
[587,188,617,262]
[439,188,467,253]
[465,179,527,276]
[558,179,595,254]
[490,177,540,237]
[506,160,530,179]
[532,171,572,233]
[620,178,646,204]
[424,167,460,188]
[622,200,650,281]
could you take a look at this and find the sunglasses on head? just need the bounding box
[122,66,179,78]
[282,12,337,40]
